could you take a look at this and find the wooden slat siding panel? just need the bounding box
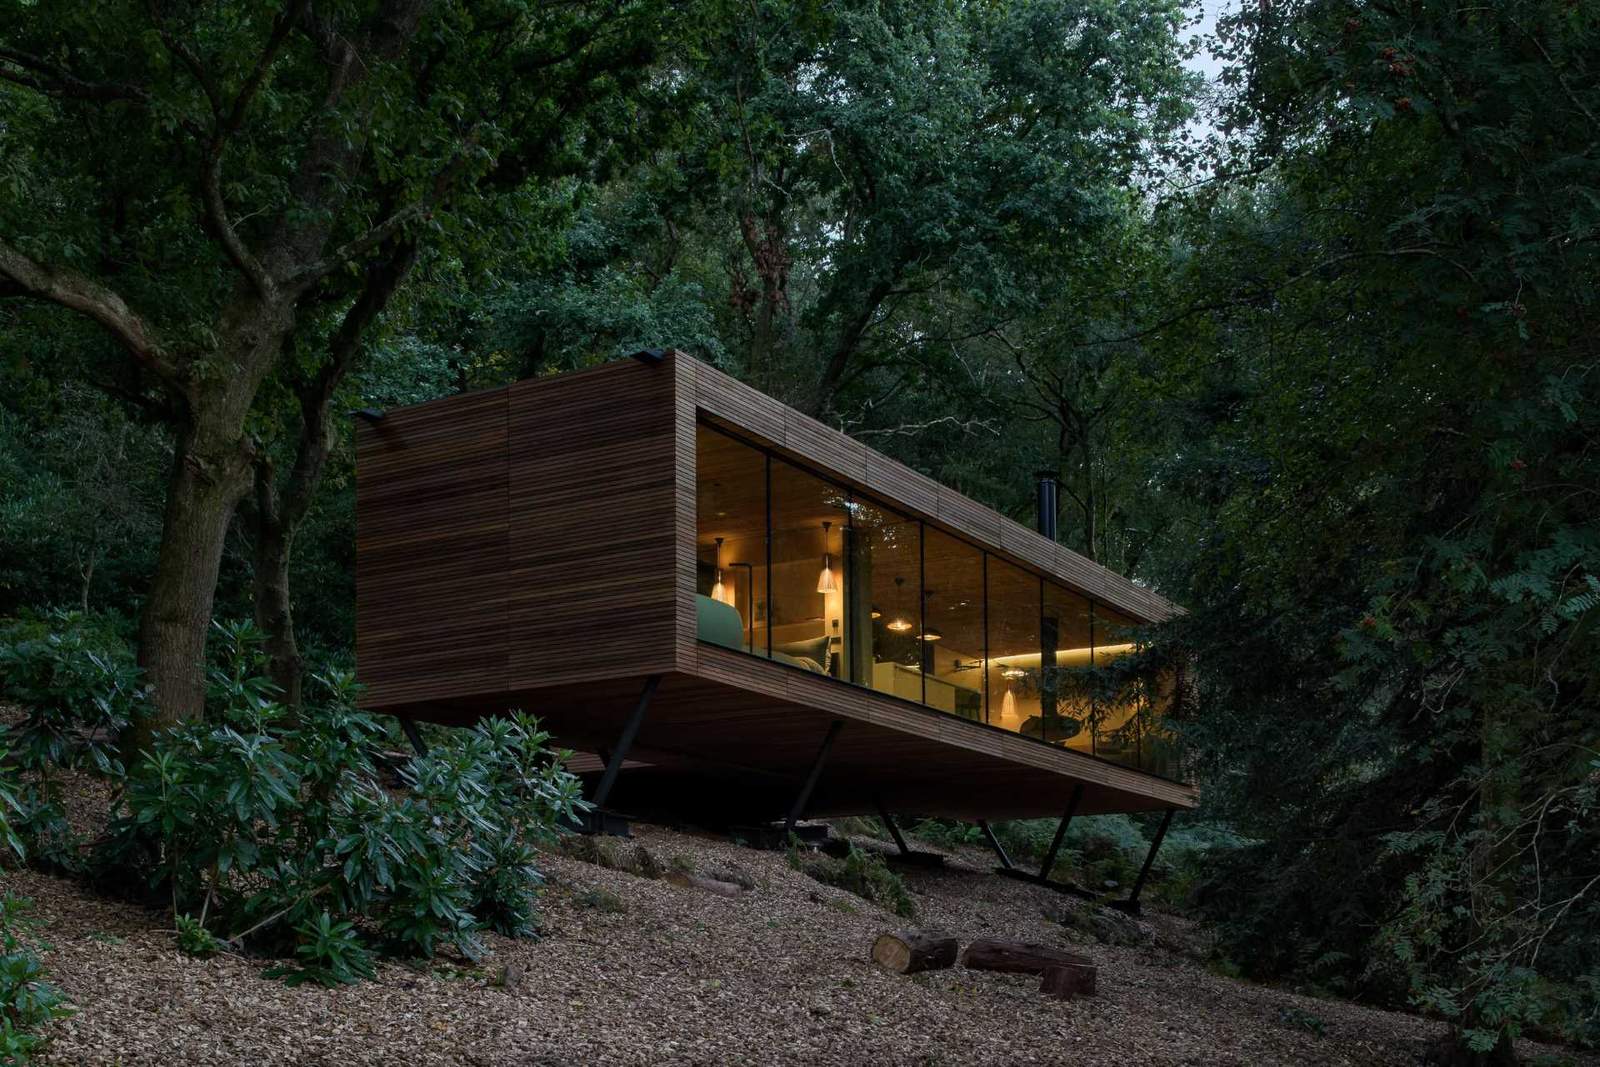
[355,387,511,709]
[865,451,939,518]
[999,522,1058,576]
[505,361,679,687]
[936,486,1004,546]
[783,408,868,484]
[671,355,700,673]
[674,354,1182,625]
[693,359,787,442]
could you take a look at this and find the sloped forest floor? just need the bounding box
[10,816,1598,1067]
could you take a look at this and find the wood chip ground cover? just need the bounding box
[7,825,1595,1066]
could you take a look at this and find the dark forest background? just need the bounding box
[1,0,1596,1061]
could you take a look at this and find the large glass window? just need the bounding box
[986,558,1041,735]
[1092,604,1151,769]
[694,419,1175,775]
[695,425,768,656]
[850,497,922,701]
[769,458,846,676]
[922,529,985,722]
[1043,582,1097,751]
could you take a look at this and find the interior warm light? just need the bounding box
[711,537,735,607]
[816,520,837,593]
[1001,686,1018,727]
[919,627,943,642]
[1002,666,1026,679]
[887,617,913,632]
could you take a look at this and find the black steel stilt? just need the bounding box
[977,820,1012,870]
[591,674,660,811]
[1109,809,1175,915]
[782,720,843,838]
[876,797,910,856]
[1038,784,1085,883]
[400,717,428,757]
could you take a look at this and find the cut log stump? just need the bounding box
[1039,962,1097,1000]
[664,871,744,897]
[960,939,1094,978]
[871,931,959,974]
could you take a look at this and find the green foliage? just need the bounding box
[0,896,71,1065]
[1153,0,1600,1052]
[97,622,585,978]
[263,913,377,989]
[0,610,140,869]
[789,841,915,919]
[1279,1006,1326,1039]
[172,914,222,960]
[0,393,164,618]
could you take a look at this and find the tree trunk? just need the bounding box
[664,871,745,897]
[871,931,959,974]
[246,239,417,710]
[251,462,302,709]
[129,425,253,759]
[77,550,97,614]
[959,939,1094,976]
[1038,961,1097,999]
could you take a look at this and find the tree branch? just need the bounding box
[284,189,444,290]
[0,48,151,103]
[0,238,179,385]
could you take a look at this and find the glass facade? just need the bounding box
[695,421,1174,775]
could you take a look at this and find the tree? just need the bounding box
[513,0,1196,422]
[0,0,683,733]
[1147,1,1600,1060]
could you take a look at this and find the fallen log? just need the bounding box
[871,931,959,974]
[1039,962,1097,999]
[960,939,1094,977]
[664,871,744,897]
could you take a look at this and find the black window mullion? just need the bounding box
[981,552,990,726]
[771,451,777,659]
[1088,598,1097,756]
[918,520,926,708]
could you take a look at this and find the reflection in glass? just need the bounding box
[848,497,922,702]
[986,557,1041,734]
[692,420,1175,775]
[1042,583,1096,750]
[922,529,984,721]
[770,459,845,676]
[695,425,768,656]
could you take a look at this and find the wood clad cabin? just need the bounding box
[355,351,1197,828]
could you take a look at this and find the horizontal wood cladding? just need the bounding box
[356,388,511,709]
[505,360,679,687]
[682,353,1180,624]
[671,358,701,673]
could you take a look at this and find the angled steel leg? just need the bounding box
[400,717,428,757]
[876,796,910,856]
[782,720,843,838]
[590,674,660,810]
[1038,784,1085,883]
[977,820,1012,870]
[1109,809,1175,916]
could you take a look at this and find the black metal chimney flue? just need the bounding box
[1035,471,1058,542]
